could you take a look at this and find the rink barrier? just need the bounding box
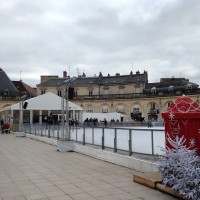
[23,124,164,156]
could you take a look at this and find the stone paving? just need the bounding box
[0,134,179,200]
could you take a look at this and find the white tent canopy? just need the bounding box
[1,92,82,111]
[0,92,83,125]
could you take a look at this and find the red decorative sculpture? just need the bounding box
[162,96,200,154]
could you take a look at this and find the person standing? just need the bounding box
[103,118,107,127]
[1,119,4,133]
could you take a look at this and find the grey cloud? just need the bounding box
[0,0,200,87]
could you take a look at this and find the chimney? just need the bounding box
[99,72,103,79]
[136,70,140,74]
[144,70,148,83]
[63,71,67,78]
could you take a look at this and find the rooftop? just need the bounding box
[0,68,19,97]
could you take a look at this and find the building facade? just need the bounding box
[0,68,36,110]
[36,70,200,122]
[0,68,19,109]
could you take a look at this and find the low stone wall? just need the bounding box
[74,144,158,173]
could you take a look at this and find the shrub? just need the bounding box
[158,134,200,200]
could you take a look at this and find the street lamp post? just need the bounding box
[61,89,64,140]
[61,77,76,141]
[65,84,70,140]
[18,95,28,134]
[57,77,76,152]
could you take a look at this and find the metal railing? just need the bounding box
[73,88,200,100]
[23,124,165,156]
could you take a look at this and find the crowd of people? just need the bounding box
[46,113,79,126]
[84,118,99,126]
[83,118,121,127]
[0,119,10,133]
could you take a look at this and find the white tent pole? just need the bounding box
[30,110,33,124]
[39,110,42,124]
[61,88,65,140]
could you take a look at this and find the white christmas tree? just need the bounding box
[158,134,200,200]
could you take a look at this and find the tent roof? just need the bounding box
[1,92,82,111]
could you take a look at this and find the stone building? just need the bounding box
[0,68,36,110]
[12,80,37,98]
[36,70,200,122]
[0,68,19,109]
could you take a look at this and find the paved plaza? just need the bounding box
[0,134,179,200]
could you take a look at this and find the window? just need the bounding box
[86,105,93,113]
[119,88,125,95]
[151,87,156,94]
[133,107,140,113]
[116,105,125,113]
[103,89,109,96]
[4,89,9,96]
[101,105,109,113]
[168,85,174,92]
[102,108,108,113]
[186,84,192,91]
[150,103,156,109]
[118,85,125,95]
[134,84,142,95]
[74,90,77,97]
[57,90,62,97]
[89,90,93,97]
[103,86,109,96]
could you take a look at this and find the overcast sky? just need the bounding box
[1,0,200,87]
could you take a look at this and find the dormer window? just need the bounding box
[186,83,192,91]
[168,85,174,94]
[151,87,156,94]
[168,85,174,91]
[4,89,9,96]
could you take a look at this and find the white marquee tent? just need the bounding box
[0,92,82,124]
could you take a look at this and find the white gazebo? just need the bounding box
[0,92,82,125]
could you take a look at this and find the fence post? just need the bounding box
[41,124,43,137]
[83,126,85,145]
[57,125,59,140]
[45,124,47,136]
[76,126,77,141]
[38,124,39,135]
[114,129,117,153]
[48,125,50,138]
[92,126,94,144]
[129,129,132,156]
[69,126,71,140]
[151,130,154,155]
[102,128,105,150]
